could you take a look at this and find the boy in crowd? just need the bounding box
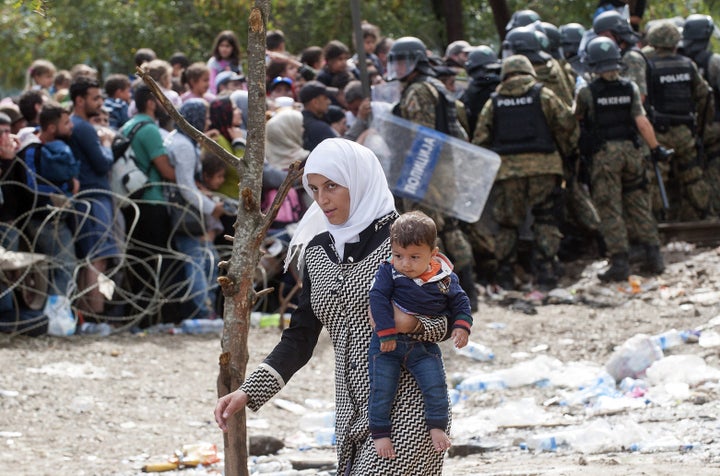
[368,211,473,458]
[103,74,132,130]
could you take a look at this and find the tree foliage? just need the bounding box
[2,0,717,94]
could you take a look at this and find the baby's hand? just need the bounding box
[451,328,469,349]
[380,340,396,352]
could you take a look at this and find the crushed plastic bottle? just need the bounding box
[521,434,563,452]
[651,329,689,350]
[454,341,494,361]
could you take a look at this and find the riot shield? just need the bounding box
[363,109,501,223]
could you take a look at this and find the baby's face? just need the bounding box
[391,242,436,280]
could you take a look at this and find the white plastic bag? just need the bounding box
[45,294,76,336]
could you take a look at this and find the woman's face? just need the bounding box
[232,105,242,127]
[306,173,350,225]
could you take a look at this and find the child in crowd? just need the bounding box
[103,74,132,130]
[199,150,228,243]
[51,70,72,96]
[25,59,57,92]
[368,210,473,458]
[142,59,182,108]
[181,62,216,104]
[207,30,243,94]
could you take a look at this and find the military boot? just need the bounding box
[495,261,515,291]
[644,245,665,275]
[535,260,558,291]
[598,252,630,282]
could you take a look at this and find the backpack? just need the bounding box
[109,120,151,197]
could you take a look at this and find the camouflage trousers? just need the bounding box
[591,141,659,255]
[653,125,710,221]
[703,121,720,216]
[491,174,561,263]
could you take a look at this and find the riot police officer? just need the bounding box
[645,21,713,220]
[575,37,668,281]
[473,55,579,290]
[592,10,647,99]
[503,26,575,107]
[386,36,478,308]
[461,46,501,136]
[682,14,720,215]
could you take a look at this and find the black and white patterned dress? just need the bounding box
[241,213,448,475]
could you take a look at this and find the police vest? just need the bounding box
[646,54,695,125]
[589,78,636,141]
[693,50,720,122]
[490,83,556,155]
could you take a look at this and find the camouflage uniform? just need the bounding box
[575,76,660,257]
[644,46,713,221]
[473,56,579,289]
[533,58,576,107]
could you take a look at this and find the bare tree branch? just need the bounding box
[135,66,240,169]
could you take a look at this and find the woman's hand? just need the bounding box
[214,389,249,432]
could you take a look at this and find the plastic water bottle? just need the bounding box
[79,322,112,336]
[454,341,494,361]
[180,318,224,335]
[651,329,688,350]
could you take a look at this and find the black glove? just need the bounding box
[651,146,673,163]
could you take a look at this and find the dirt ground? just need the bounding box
[1,244,720,476]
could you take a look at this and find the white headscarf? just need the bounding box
[285,138,396,270]
[265,108,309,170]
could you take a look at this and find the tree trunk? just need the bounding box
[216,3,271,476]
[488,0,511,41]
[442,0,465,43]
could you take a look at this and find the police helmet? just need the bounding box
[540,22,562,58]
[593,10,639,45]
[681,14,715,57]
[500,54,537,81]
[502,26,552,64]
[683,14,715,41]
[560,23,586,58]
[505,9,542,32]
[465,46,501,77]
[386,36,434,81]
[585,36,622,74]
[646,21,681,49]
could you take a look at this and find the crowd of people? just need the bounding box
[0,4,719,337]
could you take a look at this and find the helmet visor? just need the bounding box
[386,52,419,81]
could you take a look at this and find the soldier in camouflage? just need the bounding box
[644,20,713,221]
[593,10,648,99]
[386,36,478,309]
[473,55,579,290]
[575,37,667,282]
[681,14,720,216]
[503,26,575,108]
